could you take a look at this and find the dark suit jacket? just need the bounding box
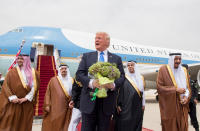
[72,78,83,109]
[190,80,198,103]
[76,51,125,115]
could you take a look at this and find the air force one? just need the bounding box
[0,26,200,87]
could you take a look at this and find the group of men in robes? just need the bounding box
[42,32,146,131]
[0,31,198,131]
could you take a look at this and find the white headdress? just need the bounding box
[168,53,189,98]
[126,61,145,106]
[126,61,144,91]
[58,64,72,96]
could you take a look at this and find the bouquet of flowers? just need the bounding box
[89,62,120,100]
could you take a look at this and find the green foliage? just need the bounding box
[89,62,121,99]
[89,62,120,80]
[96,88,107,98]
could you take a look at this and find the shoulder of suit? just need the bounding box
[108,52,120,58]
[83,51,96,56]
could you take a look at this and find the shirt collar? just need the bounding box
[97,50,108,56]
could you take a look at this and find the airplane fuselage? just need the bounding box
[0,26,200,78]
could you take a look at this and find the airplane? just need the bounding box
[0,26,200,84]
[1,26,200,115]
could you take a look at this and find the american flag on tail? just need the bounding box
[8,40,26,71]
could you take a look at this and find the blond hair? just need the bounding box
[96,32,110,46]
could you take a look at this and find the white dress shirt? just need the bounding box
[88,50,115,90]
[97,50,108,62]
[89,50,108,89]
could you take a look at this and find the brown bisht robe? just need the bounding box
[157,65,191,131]
[0,67,40,131]
[42,76,72,131]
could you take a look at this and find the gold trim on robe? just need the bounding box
[166,65,178,88]
[167,65,190,91]
[16,66,28,89]
[32,68,37,96]
[166,65,191,101]
[56,76,70,98]
[125,74,141,98]
[182,67,191,96]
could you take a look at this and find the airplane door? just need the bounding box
[32,43,54,56]
[44,45,54,56]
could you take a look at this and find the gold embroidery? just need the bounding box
[32,68,37,96]
[16,66,28,89]
[166,65,177,88]
[57,76,70,98]
[125,74,141,98]
[182,67,191,97]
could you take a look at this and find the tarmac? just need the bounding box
[32,90,200,131]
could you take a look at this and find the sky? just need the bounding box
[0,0,200,52]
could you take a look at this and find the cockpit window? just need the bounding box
[9,28,23,33]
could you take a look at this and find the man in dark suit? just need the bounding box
[182,64,199,131]
[189,80,199,131]
[76,32,125,131]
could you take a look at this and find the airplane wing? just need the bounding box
[188,63,200,86]
[138,63,200,88]
[139,64,160,82]
[142,71,158,82]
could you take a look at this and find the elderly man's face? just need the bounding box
[60,66,67,77]
[174,56,181,69]
[127,62,135,73]
[16,56,24,67]
[95,33,109,51]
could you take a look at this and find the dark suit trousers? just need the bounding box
[189,102,199,129]
[81,98,111,131]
